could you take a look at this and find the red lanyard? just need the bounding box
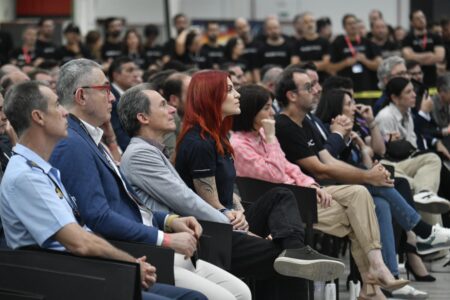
[421,33,428,49]
[344,35,361,57]
[22,47,31,64]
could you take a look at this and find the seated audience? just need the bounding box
[0,80,205,300]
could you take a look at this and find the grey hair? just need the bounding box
[4,81,48,136]
[262,66,283,85]
[57,58,102,107]
[117,83,154,137]
[437,73,450,92]
[377,56,405,90]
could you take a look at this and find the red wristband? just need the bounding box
[162,233,171,247]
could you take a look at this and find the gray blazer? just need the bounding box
[120,137,229,223]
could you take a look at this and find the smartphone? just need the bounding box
[382,164,395,179]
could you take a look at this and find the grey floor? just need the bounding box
[335,261,450,299]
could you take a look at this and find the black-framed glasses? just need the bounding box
[73,85,111,96]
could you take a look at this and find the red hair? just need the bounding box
[177,70,234,156]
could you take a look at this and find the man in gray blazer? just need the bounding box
[117,83,346,298]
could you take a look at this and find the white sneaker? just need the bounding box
[413,191,450,214]
[427,256,450,273]
[416,224,450,255]
[391,284,428,299]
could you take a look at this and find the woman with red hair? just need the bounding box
[175,70,345,299]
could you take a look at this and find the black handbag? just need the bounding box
[385,139,417,161]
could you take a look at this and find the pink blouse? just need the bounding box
[230,129,316,187]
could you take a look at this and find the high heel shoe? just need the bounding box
[404,243,436,282]
[366,274,409,292]
[405,261,436,281]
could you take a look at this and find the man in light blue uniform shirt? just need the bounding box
[0,80,205,300]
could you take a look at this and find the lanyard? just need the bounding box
[12,151,84,226]
[22,47,32,64]
[421,33,428,49]
[344,35,361,57]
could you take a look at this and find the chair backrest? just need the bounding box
[108,239,175,285]
[0,249,141,300]
[235,177,318,225]
[198,220,233,270]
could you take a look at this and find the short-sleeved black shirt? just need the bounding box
[293,37,330,82]
[175,126,236,209]
[258,40,293,68]
[330,35,380,91]
[199,44,225,69]
[9,47,36,66]
[402,31,443,87]
[55,44,92,65]
[275,114,324,164]
[101,41,122,61]
[242,40,260,71]
[143,45,164,68]
[35,39,57,60]
[444,41,450,71]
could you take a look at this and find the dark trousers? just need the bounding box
[230,187,307,300]
[143,283,207,300]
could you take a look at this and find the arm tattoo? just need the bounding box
[193,176,221,208]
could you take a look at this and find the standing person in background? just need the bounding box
[234,17,260,82]
[329,14,381,91]
[402,10,445,88]
[101,17,125,62]
[199,22,225,69]
[370,19,400,59]
[9,26,37,67]
[142,24,164,70]
[163,14,189,63]
[122,29,146,69]
[85,30,103,63]
[56,23,91,65]
[291,12,330,83]
[35,18,57,62]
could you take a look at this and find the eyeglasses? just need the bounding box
[73,85,111,96]
[291,83,313,94]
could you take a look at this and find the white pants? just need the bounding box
[174,253,251,300]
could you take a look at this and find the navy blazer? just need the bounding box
[110,85,131,151]
[50,116,167,245]
[307,113,347,158]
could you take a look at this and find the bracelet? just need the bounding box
[164,214,180,232]
[162,233,171,247]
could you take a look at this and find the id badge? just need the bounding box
[352,63,363,74]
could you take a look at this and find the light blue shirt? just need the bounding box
[0,144,77,250]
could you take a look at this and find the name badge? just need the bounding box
[352,63,363,74]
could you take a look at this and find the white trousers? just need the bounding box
[174,253,251,300]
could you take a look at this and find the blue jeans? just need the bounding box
[143,283,207,300]
[366,186,422,276]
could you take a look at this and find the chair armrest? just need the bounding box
[108,239,175,285]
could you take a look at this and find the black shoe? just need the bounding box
[273,246,345,281]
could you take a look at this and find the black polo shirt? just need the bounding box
[402,31,443,87]
[175,126,236,209]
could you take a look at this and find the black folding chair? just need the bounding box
[0,249,141,300]
[197,220,233,270]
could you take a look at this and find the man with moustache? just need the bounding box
[199,22,225,69]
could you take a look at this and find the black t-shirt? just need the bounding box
[200,44,225,69]
[330,35,380,91]
[56,44,92,65]
[373,39,400,59]
[293,37,330,81]
[0,31,14,64]
[258,40,293,68]
[163,38,176,58]
[402,31,443,87]
[124,51,146,69]
[35,39,57,60]
[9,47,36,66]
[175,126,236,209]
[143,45,164,68]
[101,41,122,61]
[242,39,260,71]
[275,114,324,163]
